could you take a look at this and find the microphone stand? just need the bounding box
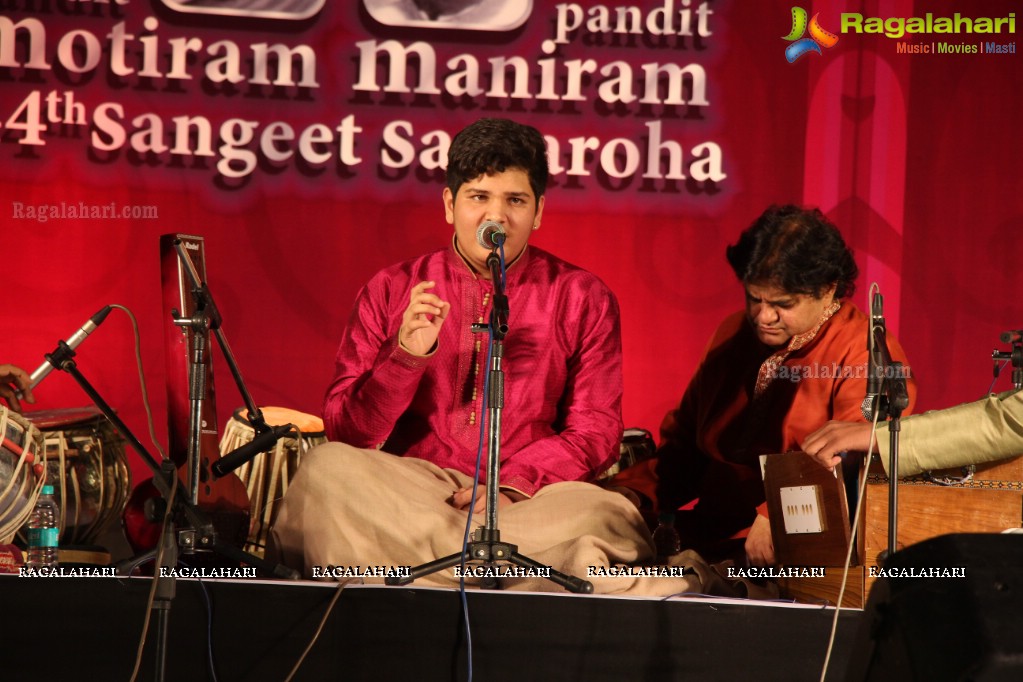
[387,246,593,593]
[870,326,910,564]
[992,330,1023,391]
[38,341,294,682]
[116,241,297,578]
[171,240,290,481]
[142,241,297,573]
[89,240,297,679]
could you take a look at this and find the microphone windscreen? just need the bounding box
[475,221,505,249]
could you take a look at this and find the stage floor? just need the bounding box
[0,574,861,681]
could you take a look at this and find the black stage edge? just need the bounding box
[0,577,860,681]
[848,533,1023,681]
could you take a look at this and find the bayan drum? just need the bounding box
[27,407,132,547]
[0,405,45,544]
[598,427,656,480]
[220,406,326,556]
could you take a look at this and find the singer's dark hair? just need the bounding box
[726,205,858,299]
[446,118,549,204]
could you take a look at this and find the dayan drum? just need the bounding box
[27,407,132,547]
[0,405,45,544]
[220,406,326,557]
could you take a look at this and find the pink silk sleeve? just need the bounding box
[322,280,430,447]
[498,286,624,497]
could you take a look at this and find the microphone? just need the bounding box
[861,293,885,421]
[476,221,506,249]
[20,305,114,396]
[211,423,293,478]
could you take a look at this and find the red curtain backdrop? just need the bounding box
[3,1,1021,486]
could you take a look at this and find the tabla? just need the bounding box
[28,407,132,547]
[220,406,326,556]
[598,427,656,480]
[0,405,45,544]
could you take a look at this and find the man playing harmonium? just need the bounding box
[803,389,1023,476]
[614,205,916,567]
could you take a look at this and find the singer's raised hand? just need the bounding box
[0,364,34,413]
[801,420,877,470]
[399,281,451,356]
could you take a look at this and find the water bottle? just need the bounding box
[26,485,60,569]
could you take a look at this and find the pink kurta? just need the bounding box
[322,243,623,497]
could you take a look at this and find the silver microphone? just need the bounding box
[475,221,506,249]
[861,293,885,421]
[19,306,113,396]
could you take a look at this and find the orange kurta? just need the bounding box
[616,302,916,557]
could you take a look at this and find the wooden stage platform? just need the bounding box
[0,576,862,681]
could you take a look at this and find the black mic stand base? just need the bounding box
[385,527,594,594]
[114,532,300,580]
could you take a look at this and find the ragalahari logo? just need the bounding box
[783,7,839,62]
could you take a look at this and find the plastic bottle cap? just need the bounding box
[41,485,54,495]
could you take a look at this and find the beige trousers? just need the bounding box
[270,443,699,596]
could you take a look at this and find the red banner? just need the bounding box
[3,1,1021,485]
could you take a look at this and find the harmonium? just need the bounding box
[762,451,1023,608]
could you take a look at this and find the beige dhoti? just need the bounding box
[269,442,700,596]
